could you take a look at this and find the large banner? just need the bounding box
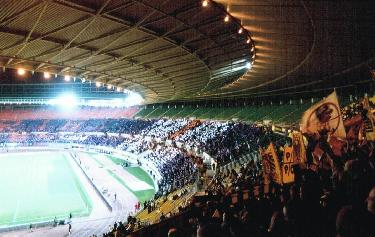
[282,146,294,184]
[292,132,307,164]
[261,143,282,185]
[300,91,346,138]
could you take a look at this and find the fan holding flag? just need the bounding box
[301,91,346,139]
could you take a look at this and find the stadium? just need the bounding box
[0,0,374,237]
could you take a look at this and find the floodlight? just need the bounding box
[50,92,78,108]
[245,62,252,69]
[124,92,144,107]
[17,68,26,76]
[43,72,51,79]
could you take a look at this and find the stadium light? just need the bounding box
[49,92,78,108]
[124,92,144,107]
[64,75,71,82]
[245,62,252,69]
[224,15,229,22]
[43,72,51,79]
[81,77,86,83]
[238,28,243,34]
[246,38,250,44]
[202,0,208,7]
[107,84,112,90]
[17,68,26,76]
[116,87,122,92]
[96,81,101,87]
[111,98,125,107]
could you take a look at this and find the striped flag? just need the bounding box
[261,143,282,185]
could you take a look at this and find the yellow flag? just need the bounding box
[282,146,295,184]
[261,143,282,185]
[300,91,346,138]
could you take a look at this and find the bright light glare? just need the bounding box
[17,68,26,76]
[202,0,208,7]
[245,62,252,69]
[96,81,101,87]
[49,93,78,108]
[124,92,144,107]
[224,15,229,22]
[64,75,71,82]
[46,91,142,108]
[107,84,112,90]
[43,72,51,79]
[116,87,122,92]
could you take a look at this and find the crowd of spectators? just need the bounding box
[123,99,374,237]
[0,118,154,134]
[175,121,279,165]
[141,119,189,139]
[341,98,374,121]
[175,150,375,237]
[0,118,278,166]
[99,136,375,237]
[142,146,197,197]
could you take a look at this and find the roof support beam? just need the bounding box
[59,0,172,71]
[5,1,49,66]
[60,37,154,67]
[0,54,159,97]
[35,0,113,70]
[0,1,44,26]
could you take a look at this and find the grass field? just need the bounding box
[0,152,92,228]
[87,152,156,204]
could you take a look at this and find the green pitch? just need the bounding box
[87,152,156,204]
[0,152,92,228]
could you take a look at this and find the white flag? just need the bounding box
[300,91,346,138]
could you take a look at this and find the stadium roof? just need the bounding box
[0,0,374,104]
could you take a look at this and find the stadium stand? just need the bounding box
[85,97,375,237]
[0,0,374,236]
[0,107,139,120]
[134,103,315,125]
[1,101,375,237]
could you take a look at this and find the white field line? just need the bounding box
[94,154,154,191]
